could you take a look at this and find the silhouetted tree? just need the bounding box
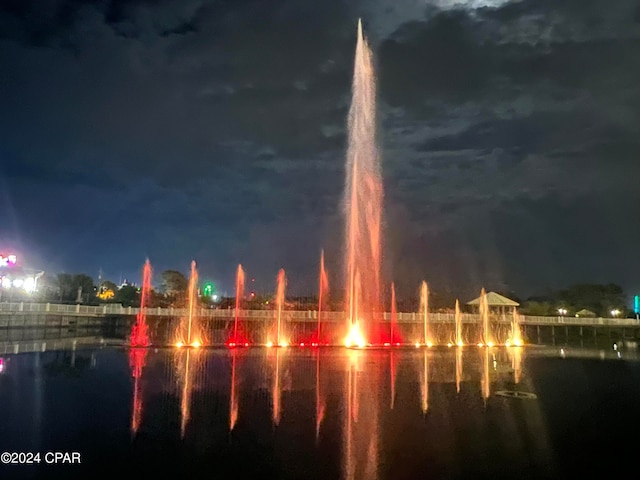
[160,270,188,306]
[114,285,140,307]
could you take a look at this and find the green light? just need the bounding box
[203,281,216,297]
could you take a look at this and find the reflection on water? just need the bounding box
[229,349,239,431]
[315,349,324,442]
[128,348,148,435]
[2,344,640,479]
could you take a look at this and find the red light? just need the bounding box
[311,342,318,347]
[383,342,390,346]
[299,342,305,347]
[244,342,249,347]
[228,342,236,347]
[395,343,401,346]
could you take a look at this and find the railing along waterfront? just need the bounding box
[0,302,638,327]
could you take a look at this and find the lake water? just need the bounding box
[0,337,639,479]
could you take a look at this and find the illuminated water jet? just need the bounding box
[344,18,382,343]
[130,259,151,347]
[479,288,493,347]
[390,282,399,344]
[175,261,200,347]
[275,269,286,346]
[419,281,431,346]
[455,299,463,347]
[510,307,524,347]
[233,264,245,344]
[318,250,329,345]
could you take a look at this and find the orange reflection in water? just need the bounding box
[455,347,463,394]
[481,347,491,402]
[343,350,380,480]
[229,350,239,431]
[389,350,397,410]
[315,350,325,441]
[419,350,429,413]
[271,348,282,426]
[509,346,523,384]
[129,347,148,435]
[174,348,203,438]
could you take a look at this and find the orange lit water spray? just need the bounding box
[186,260,198,346]
[318,251,328,344]
[420,281,430,346]
[480,288,493,346]
[344,19,382,342]
[276,269,286,346]
[455,299,463,346]
[234,264,245,343]
[390,282,397,344]
[130,259,151,347]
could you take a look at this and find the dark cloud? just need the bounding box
[0,0,638,301]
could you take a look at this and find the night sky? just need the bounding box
[1,0,639,301]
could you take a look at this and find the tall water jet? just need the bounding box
[390,282,398,344]
[130,259,151,347]
[318,250,329,344]
[455,299,463,347]
[479,288,493,346]
[186,260,199,346]
[233,264,245,344]
[275,268,287,346]
[419,281,431,346]
[344,19,383,342]
[510,307,523,346]
[455,347,463,393]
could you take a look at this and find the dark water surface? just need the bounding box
[0,341,639,479]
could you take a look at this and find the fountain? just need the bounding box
[390,282,399,345]
[455,299,463,346]
[176,260,200,348]
[130,259,151,347]
[231,264,245,345]
[455,347,463,393]
[344,18,383,344]
[479,288,493,347]
[420,281,431,346]
[509,307,524,346]
[275,268,287,347]
[317,250,329,345]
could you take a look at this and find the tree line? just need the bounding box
[12,271,635,318]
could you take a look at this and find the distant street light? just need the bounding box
[611,309,620,318]
[558,308,567,316]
